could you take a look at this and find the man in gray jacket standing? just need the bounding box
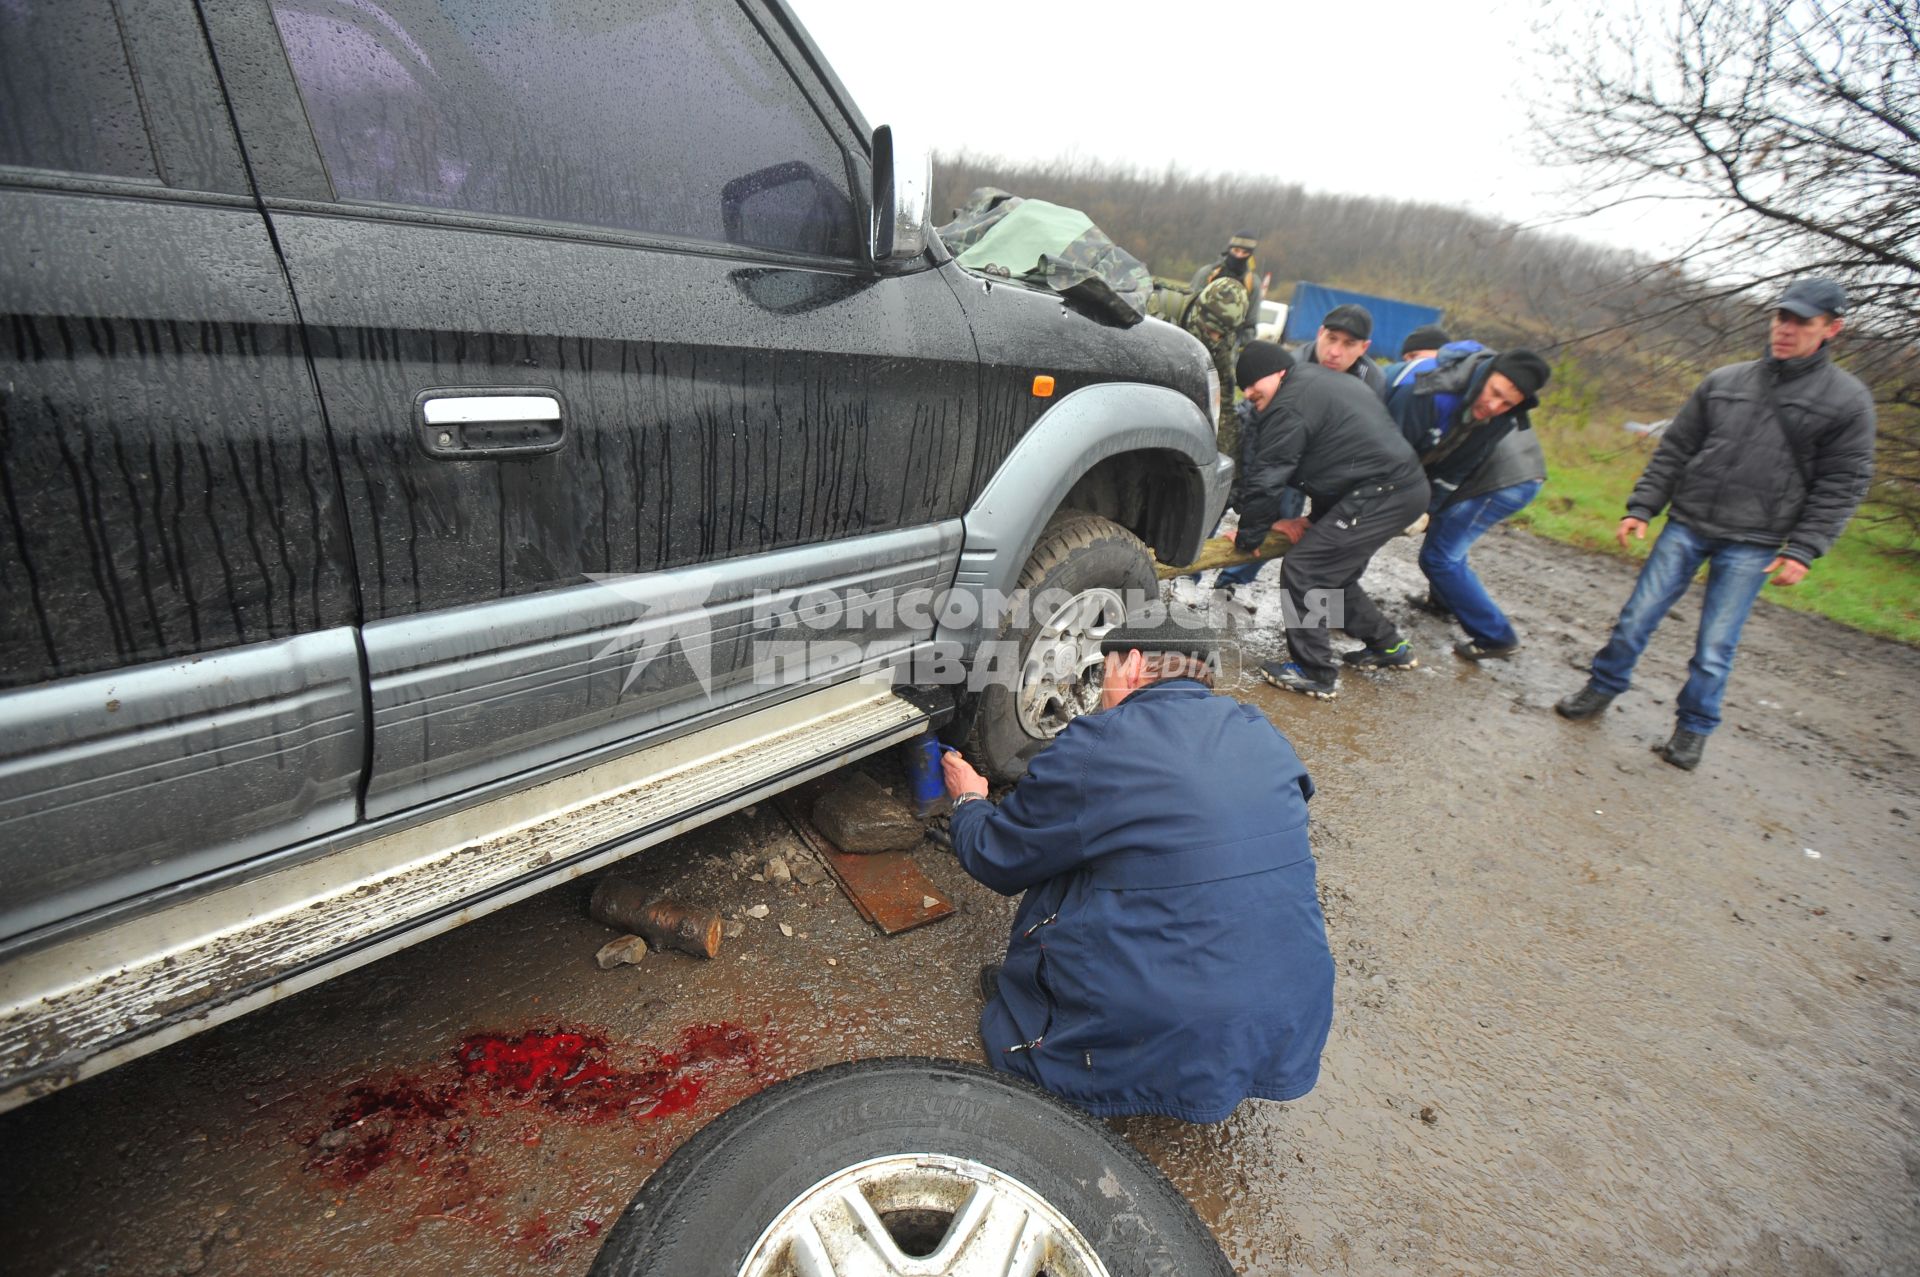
[1556,278,1876,770]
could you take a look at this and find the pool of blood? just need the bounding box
[301,1023,758,1186]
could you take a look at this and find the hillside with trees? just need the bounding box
[935,154,1726,414]
[930,2,1916,641]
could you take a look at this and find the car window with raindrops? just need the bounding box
[270,0,858,257]
[0,0,159,180]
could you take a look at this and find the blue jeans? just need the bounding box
[1418,480,1542,647]
[1588,520,1775,735]
[1217,557,1265,586]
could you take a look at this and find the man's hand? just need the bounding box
[1765,556,1809,586]
[1616,516,1648,549]
[1269,517,1311,545]
[941,750,987,800]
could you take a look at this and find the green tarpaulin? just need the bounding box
[937,188,1152,326]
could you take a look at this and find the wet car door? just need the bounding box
[203,0,980,817]
[0,1,363,941]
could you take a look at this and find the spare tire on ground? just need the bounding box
[588,1056,1232,1277]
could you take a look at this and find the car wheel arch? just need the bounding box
[936,381,1222,655]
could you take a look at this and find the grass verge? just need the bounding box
[1515,410,1920,646]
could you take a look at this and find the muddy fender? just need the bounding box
[937,382,1228,655]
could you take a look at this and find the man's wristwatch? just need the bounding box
[951,792,988,808]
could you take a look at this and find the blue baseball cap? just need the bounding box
[1774,277,1848,318]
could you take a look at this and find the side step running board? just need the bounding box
[0,677,933,1112]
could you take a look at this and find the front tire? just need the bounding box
[965,511,1155,781]
[587,1058,1231,1277]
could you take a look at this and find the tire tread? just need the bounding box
[964,510,1155,781]
[1014,508,1152,593]
[588,1056,1231,1277]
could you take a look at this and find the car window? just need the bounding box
[270,0,858,258]
[0,0,158,180]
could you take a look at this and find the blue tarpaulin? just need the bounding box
[1282,282,1444,363]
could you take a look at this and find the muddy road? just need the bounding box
[2,529,1916,1276]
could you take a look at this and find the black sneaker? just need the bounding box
[1455,639,1521,661]
[1260,660,1339,699]
[1554,686,1615,720]
[1405,592,1454,619]
[979,962,1004,1002]
[1656,729,1707,771]
[1341,640,1418,669]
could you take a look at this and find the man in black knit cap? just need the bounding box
[1381,324,1453,398]
[1388,344,1553,661]
[1231,340,1430,698]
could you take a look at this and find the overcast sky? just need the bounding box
[788,0,1709,256]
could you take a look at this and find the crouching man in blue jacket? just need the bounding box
[940,625,1335,1123]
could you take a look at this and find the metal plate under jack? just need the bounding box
[777,779,955,935]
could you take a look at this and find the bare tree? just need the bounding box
[1538,0,1919,543]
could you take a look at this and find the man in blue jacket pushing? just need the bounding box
[940,620,1335,1124]
[1388,343,1552,660]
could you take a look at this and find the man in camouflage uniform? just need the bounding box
[1184,231,1262,456]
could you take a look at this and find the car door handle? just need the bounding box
[415,389,567,459]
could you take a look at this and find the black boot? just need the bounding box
[978,962,1004,1002]
[1555,686,1615,721]
[1657,728,1707,771]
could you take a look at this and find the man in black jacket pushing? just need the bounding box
[1556,278,1876,770]
[1231,341,1430,699]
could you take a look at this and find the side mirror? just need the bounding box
[869,124,931,263]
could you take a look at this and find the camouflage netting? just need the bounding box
[937,187,1152,326]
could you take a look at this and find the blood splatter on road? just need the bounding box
[297,1022,762,1259]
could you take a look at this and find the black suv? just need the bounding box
[0,0,1226,1109]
